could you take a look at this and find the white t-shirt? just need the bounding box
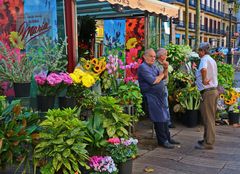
[195,54,218,91]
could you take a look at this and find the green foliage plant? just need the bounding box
[0,41,37,83]
[0,97,39,173]
[84,115,107,156]
[28,37,68,72]
[217,62,234,89]
[165,43,192,69]
[33,108,89,174]
[117,82,144,121]
[93,96,132,138]
[176,85,200,110]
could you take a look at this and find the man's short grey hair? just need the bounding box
[144,48,155,56]
[199,42,210,54]
[156,48,167,58]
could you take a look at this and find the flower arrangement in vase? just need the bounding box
[88,156,118,174]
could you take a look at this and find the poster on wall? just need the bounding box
[125,17,145,80]
[103,19,126,61]
[23,0,57,49]
[0,0,24,33]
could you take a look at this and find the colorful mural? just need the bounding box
[103,19,126,61]
[125,17,145,80]
[0,0,24,33]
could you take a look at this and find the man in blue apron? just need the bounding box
[138,48,180,149]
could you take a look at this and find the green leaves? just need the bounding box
[34,108,89,174]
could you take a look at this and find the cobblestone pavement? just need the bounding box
[133,119,240,174]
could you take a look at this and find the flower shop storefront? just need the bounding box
[75,0,178,80]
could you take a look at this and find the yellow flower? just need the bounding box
[81,74,95,87]
[93,65,101,73]
[9,31,24,50]
[74,68,85,77]
[69,73,81,83]
[91,58,99,65]
[84,61,91,70]
[126,38,137,50]
[219,94,225,99]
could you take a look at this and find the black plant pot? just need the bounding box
[13,83,31,97]
[182,110,199,128]
[37,95,55,112]
[58,96,77,109]
[118,159,133,174]
[228,112,239,125]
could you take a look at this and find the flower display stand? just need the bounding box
[58,96,77,109]
[228,112,239,125]
[37,95,55,112]
[118,159,133,174]
[182,110,199,128]
[13,83,31,97]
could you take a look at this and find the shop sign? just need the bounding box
[18,21,51,44]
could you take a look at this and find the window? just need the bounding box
[204,17,208,31]
[210,19,213,33]
[218,2,220,12]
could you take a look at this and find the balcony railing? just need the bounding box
[177,21,228,36]
[162,0,237,21]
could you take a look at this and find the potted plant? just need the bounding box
[93,96,132,138]
[88,156,118,174]
[33,108,89,174]
[0,96,40,173]
[34,72,72,112]
[176,85,201,127]
[0,40,38,97]
[117,81,144,122]
[106,137,138,174]
[219,88,240,125]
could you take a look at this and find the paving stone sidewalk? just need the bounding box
[133,119,240,174]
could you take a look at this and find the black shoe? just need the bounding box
[160,141,175,149]
[169,139,180,145]
[197,140,204,145]
[168,124,176,128]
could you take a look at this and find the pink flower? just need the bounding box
[60,72,73,85]
[107,137,120,144]
[34,73,47,85]
[47,73,62,86]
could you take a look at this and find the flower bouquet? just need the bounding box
[106,137,138,164]
[219,88,240,113]
[34,72,73,96]
[88,156,118,174]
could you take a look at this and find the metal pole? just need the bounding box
[227,8,232,64]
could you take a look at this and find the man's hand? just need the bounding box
[153,73,164,84]
[203,79,210,85]
[162,61,169,69]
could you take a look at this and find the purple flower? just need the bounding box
[47,73,62,86]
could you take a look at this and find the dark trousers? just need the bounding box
[154,122,171,145]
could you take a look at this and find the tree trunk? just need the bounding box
[195,0,201,51]
[185,0,189,45]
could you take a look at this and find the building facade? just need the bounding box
[164,0,238,48]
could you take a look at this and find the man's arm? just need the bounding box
[153,72,165,84]
[201,68,210,85]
